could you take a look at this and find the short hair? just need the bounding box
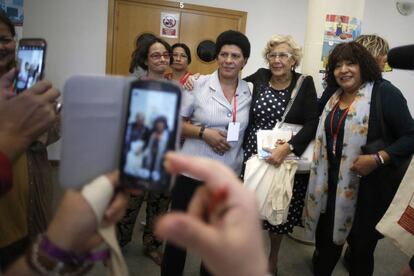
[172,43,192,65]
[325,41,382,88]
[129,33,157,73]
[152,116,168,131]
[263,35,302,68]
[136,37,172,71]
[355,34,389,58]
[215,30,250,59]
[0,10,15,37]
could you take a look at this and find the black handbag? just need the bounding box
[360,82,412,208]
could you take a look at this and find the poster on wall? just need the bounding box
[160,12,180,38]
[0,0,24,39]
[320,14,361,73]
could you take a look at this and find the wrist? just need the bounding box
[0,133,30,162]
[46,223,78,252]
[26,234,94,276]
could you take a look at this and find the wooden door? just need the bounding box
[106,0,247,76]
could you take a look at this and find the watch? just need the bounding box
[198,125,206,139]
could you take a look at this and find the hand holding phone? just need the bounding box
[15,38,47,93]
[120,80,181,191]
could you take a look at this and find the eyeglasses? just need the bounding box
[172,53,188,59]
[266,52,293,61]
[148,52,171,60]
[0,36,15,46]
[218,52,243,61]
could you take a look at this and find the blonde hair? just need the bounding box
[263,35,302,68]
[355,34,389,58]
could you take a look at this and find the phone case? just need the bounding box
[59,75,134,188]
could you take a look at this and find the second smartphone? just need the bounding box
[15,38,47,93]
[120,79,182,191]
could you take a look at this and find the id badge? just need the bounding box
[227,122,240,142]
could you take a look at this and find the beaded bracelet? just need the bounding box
[26,234,110,276]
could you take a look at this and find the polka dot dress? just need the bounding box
[243,84,308,234]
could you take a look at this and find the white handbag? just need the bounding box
[376,158,414,256]
[256,75,315,172]
[244,155,298,225]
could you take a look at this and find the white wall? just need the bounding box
[24,0,108,90]
[24,0,109,159]
[179,0,309,77]
[23,0,414,158]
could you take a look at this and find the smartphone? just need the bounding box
[120,79,181,191]
[15,38,47,93]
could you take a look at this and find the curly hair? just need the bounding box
[215,30,250,59]
[325,41,382,88]
[263,35,302,68]
[152,116,168,132]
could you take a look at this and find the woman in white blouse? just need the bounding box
[161,30,252,276]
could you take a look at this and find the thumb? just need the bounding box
[156,213,219,256]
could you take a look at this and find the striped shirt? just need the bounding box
[180,70,251,174]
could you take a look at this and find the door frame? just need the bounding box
[106,0,247,74]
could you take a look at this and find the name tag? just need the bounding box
[227,122,240,142]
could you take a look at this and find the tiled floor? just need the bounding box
[1,167,408,276]
[89,202,409,276]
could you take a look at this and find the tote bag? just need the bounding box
[376,158,414,256]
[244,156,298,225]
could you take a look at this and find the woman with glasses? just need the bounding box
[242,35,318,275]
[165,43,192,86]
[305,41,414,276]
[0,11,60,271]
[129,33,157,78]
[117,36,172,265]
[161,30,251,276]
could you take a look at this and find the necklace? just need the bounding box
[268,76,291,90]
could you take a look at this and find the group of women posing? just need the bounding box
[119,30,414,276]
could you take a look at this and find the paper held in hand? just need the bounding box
[256,122,314,172]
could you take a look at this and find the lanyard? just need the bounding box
[330,102,350,155]
[232,94,237,123]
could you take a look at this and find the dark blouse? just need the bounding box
[243,68,319,156]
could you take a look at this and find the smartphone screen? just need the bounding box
[15,39,46,93]
[120,80,181,191]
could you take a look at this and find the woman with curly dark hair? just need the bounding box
[304,42,414,275]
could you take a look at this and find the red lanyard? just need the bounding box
[179,72,191,85]
[232,94,237,123]
[330,103,350,155]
